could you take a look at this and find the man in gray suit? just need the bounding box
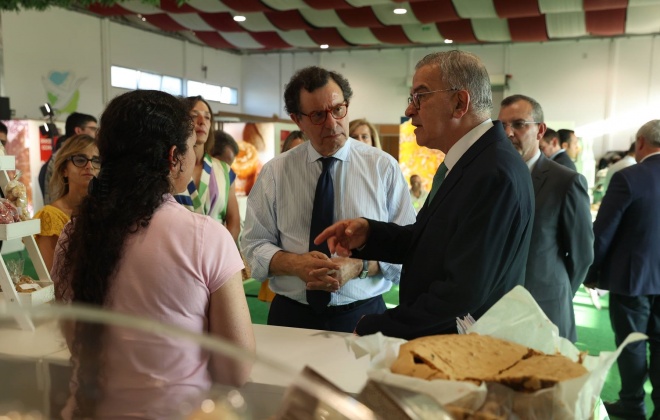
[499,94,594,342]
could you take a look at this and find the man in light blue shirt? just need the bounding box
[241,66,416,332]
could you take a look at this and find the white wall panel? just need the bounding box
[2,7,103,119]
[3,7,660,162]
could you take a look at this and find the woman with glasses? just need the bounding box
[34,134,99,271]
[173,96,240,242]
[349,119,382,149]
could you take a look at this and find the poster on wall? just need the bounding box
[398,118,444,194]
[223,122,275,196]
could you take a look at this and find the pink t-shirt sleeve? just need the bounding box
[198,216,244,294]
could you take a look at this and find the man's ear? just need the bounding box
[74,127,84,135]
[537,123,547,140]
[290,113,303,129]
[452,90,470,118]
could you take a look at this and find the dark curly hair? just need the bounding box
[283,66,353,116]
[54,90,193,417]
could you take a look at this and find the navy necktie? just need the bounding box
[307,157,336,311]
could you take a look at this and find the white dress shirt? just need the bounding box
[241,139,417,305]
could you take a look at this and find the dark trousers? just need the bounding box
[267,294,386,333]
[609,293,660,412]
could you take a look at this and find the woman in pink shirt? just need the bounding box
[53,90,255,419]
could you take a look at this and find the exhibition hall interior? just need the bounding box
[0,1,659,419]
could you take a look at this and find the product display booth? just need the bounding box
[0,288,624,419]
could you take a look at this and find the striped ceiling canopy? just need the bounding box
[85,0,660,53]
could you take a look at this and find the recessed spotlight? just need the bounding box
[141,17,147,22]
[233,15,246,22]
[320,44,329,49]
[444,39,454,44]
[393,8,407,15]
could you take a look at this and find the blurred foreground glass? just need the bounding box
[0,303,380,419]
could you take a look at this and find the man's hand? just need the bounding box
[314,218,370,257]
[309,257,362,288]
[271,251,341,291]
[302,251,342,291]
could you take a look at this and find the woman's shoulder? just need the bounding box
[158,197,235,254]
[209,156,230,172]
[160,196,225,230]
[34,204,69,220]
[34,205,70,236]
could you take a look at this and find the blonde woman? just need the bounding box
[34,134,99,271]
[349,118,382,149]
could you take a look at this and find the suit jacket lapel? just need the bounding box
[532,154,549,195]
[409,124,501,247]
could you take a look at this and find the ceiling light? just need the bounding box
[320,44,329,49]
[233,15,246,22]
[393,8,407,15]
[444,39,454,44]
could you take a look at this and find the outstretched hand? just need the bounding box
[314,218,370,257]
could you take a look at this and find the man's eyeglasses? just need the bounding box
[300,102,349,125]
[83,125,98,133]
[502,120,540,131]
[408,88,459,110]
[69,154,101,169]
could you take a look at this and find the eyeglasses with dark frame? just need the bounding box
[408,88,459,110]
[299,102,349,125]
[502,120,541,131]
[69,154,101,169]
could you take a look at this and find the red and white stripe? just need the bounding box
[86,0,653,52]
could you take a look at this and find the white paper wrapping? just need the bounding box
[346,286,647,419]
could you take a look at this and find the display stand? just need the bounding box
[0,155,53,331]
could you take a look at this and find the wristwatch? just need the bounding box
[358,260,369,279]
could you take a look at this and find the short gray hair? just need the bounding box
[416,50,492,117]
[637,120,660,147]
[501,94,544,123]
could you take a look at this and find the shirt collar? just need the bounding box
[548,149,566,160]
[443,119,493,173]
[640,151,660,163]
[306,137,351,163]
[526,149,541,171]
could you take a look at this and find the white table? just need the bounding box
[0,321,369,418]
[0,321,611,419]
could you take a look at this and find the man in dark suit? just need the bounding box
[559,129,580,162]
[314,50,534,340]
[587,119,660,420]
[499,95,593,342]
[539,127,577,171]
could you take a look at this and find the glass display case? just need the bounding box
[0,303,455,419]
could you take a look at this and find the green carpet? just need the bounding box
[3,250,654,417]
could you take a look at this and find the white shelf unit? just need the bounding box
[0,155,53,331]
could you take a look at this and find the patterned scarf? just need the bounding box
[173,153,212,214]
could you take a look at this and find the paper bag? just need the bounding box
[346,286,647,419]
